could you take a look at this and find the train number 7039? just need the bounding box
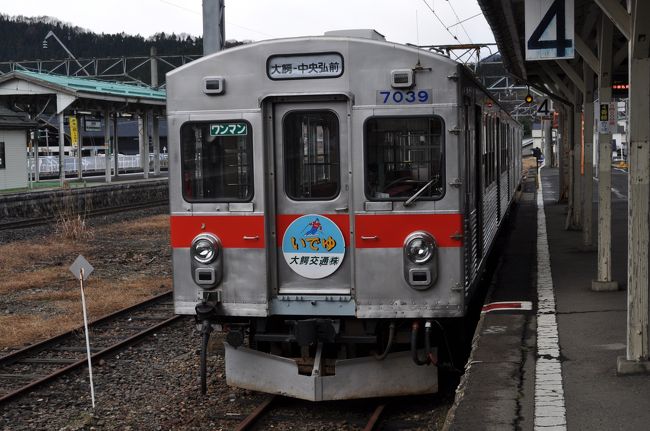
[377,89,431,105]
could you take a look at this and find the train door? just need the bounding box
[270,101,352,295]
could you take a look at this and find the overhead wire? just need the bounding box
[446,12,482,29]
[444,0,473,44]
[420,0,460,42]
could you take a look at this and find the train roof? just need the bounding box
[168,32,459,80]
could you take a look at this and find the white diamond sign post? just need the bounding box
[69,255,96,408]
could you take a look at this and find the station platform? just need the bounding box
[0,172,168,197]
[445,167,650,430]
[0,172,168,220]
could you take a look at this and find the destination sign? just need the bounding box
[267,53,343,80]
[210,123,248,137]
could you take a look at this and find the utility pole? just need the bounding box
[150,46,158,89]
[203,0,225,56]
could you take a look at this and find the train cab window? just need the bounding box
[180,121,253,202]
[284,111,340,200]
[365,117,444,201]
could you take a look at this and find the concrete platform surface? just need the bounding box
[445,167,650,430]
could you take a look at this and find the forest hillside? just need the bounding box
[0,14,243,61]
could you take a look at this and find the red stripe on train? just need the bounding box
[170,213,463,249]
[355,214,463,248]
[170,215,265,248]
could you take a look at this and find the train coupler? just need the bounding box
[195,302,218,321]
[290,318,337,347]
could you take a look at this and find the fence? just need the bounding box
[28,154,168,175]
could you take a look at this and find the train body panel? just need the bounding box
[167,32,522,400]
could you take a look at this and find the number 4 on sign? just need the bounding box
[537,99,550,116]
[525,0,574,60]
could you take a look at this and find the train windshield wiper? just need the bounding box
[403,179,435,207]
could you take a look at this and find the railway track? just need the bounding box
[0,199,168,231]
[0,291,182,405]
[234,393,448,430]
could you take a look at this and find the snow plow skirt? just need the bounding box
[224,342,438,401]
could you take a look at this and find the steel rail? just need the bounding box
[363,403,387,431]
[235,396,277,431]
[0,291,181,405]
[0,316,182,405]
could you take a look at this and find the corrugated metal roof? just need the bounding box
[14,70,166,101]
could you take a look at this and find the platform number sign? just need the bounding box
[536,98,553,117]
[525,0,574,60]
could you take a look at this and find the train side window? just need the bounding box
[179,121,253,202]
[483,115,490,188]
[284,110,340,200]
[365,116,445,201]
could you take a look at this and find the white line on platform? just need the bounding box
[535,178,567,430]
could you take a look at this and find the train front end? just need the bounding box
[167,31,468,401]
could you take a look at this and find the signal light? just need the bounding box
[525,93,534,104]
[612,84,628,90]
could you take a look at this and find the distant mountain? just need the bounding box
[0,14,242,62]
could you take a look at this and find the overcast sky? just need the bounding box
[1,0,495,47]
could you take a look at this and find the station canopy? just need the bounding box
[477,0,629,103]
[0,70,165,118]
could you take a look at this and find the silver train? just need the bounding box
[166,29,522,401]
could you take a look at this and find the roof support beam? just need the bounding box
[594,0,631,40]
[532,71,572,106]
[575,35,600,74]
[581,4,600,40]
[524,73,573,107]
[557,60,585,92]
[56,93,76,115]
[613,44,628,70]
[499,0,526,79]
[539,62,574,100]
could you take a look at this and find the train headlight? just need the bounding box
[191,234,221,264]
[404,232,436,264]
[403,231,438,289]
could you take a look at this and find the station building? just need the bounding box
[0,105,37,190]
